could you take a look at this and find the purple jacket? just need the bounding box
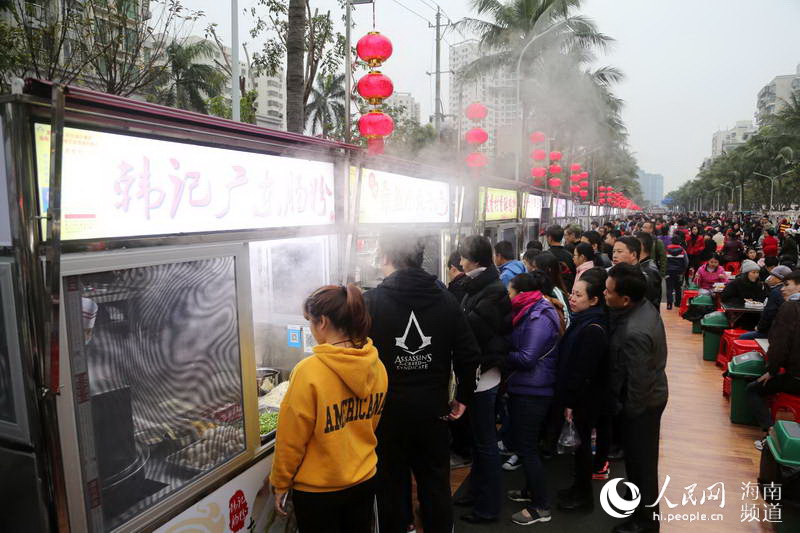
[506,298,561,396]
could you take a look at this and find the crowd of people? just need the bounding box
[265,211,800,533]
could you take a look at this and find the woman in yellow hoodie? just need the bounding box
[269,284,388,532]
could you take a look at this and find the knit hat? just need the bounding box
[740,259,760,275]
[769,265,793,281]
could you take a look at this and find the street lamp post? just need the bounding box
[514,22,564,181]
[754,170,792,212]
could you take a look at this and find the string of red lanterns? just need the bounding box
[465,102,489,170]
[356,32,394,155]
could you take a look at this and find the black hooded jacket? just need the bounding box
[364,268,481,420]
[461,266,513,373]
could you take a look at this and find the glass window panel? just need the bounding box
[249,237,333,440]
[65,257,245,532]
[0,280,15,423]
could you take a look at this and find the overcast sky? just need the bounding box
[188,0,800,193]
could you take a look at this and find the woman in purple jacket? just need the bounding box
[505,271,561,526]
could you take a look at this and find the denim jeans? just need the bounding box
[739,330,767,341]
[467,385,502,519]
[509,393,552,510]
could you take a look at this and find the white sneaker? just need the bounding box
[503,454,522,471]
[755,439,765,451]
[498,440,512,456]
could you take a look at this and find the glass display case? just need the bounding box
[60,246,251,532]
[249,235,338,442]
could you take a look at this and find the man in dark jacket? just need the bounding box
[642,221,667,278]
[546,225,576,291]
[613,236,662,311]
[636,232,663,310]
[455,235,512,524]
[740,265,793,340]
[605,263,669,533]
[665,235,689,310]
[746,271,800,442]
[365,235,481,533]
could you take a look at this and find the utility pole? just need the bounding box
[434,8,442,132]
[426,8,453,134]
[345,0,353,143]
[231,0,240,121]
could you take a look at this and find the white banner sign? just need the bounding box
[35,124,336,240]
[524,194,542,220]
[155,457,272,533]
[352,167,450,224]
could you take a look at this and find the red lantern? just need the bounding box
[580,171,589,180]
[550,151,562,161]
[358,111,394,138]
[570,174,581,182]
[599,192,606,198]
[607,186,614,191]
[357,32,393,68]
[570,163,582,172]
[531,149,547,161]
[548,178,561,189]
[465,127,488,145]
[549,164,562,174]
[367,137,385,155]
[579,190,588,198]
[359,111,394,154]
[531,167,547,178]
[599,199,606,205]
[570,185,580,193]
[466,152,488,168]
[530,131,546,143]
[579,180,589,188]
[357,71,394,105]
[465,102,488,121]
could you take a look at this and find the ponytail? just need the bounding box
[303,284,372,347]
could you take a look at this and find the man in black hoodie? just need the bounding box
[365,235,481,533]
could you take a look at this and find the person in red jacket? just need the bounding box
[686,226,706,271]
[762,228,779,257]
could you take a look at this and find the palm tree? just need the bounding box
[286,0,307,133]
[305,73,346,138]
[151,40,225,114]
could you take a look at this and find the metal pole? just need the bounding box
[770,177,774,212]
[231,0,241,122]
[434,7,442,133]
[345,1,352,143]
[513,22,562,182]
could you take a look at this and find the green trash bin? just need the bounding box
[760,421,800,532]
[701,311,729,361]
[690,294,714,335]
[728,352,766,425]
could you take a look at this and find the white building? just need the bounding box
[449,40,517,156]
[711,121,756,158]
[637,171,664,207]
[185,36,286,131]
[756,64,800,124]
[386,91,420,124]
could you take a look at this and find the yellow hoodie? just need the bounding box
[269,339,388,493]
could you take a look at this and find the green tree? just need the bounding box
[305,72,346,138]
[208,90,258,124]
[249,0,347,133]
[147,40,225,114]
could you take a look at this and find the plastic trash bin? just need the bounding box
[690,294,714,334]
[701,311,729,361]
[759,421,800,532]
[728,352,765,425]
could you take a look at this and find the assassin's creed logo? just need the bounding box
[394,311,433,370]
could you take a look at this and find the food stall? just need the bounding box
[522,193,544,247]
[0,81,361,532]
[480,186,523,255]
[348,164,455,287]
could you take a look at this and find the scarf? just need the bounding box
[511,290,543,326]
